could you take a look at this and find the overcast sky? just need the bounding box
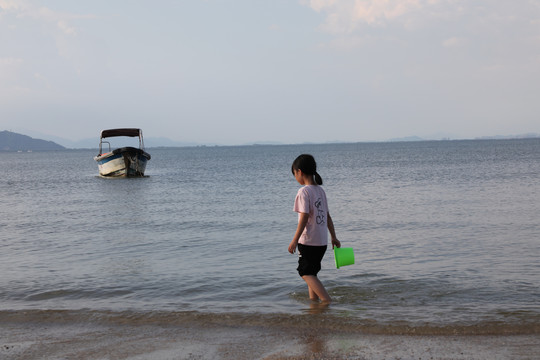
[1,0,539,145]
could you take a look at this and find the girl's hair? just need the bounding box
[291,154,323,185]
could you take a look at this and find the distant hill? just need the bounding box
[58,136,200,149]
[0,131,66,151]
[475,133,540,140]
[388,136,425,142]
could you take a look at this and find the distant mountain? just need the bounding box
[388,136,425,142]
[61,137,200,149]
[144,137,200,148]
[0,131,66,151]
[475,133,540,140]
[7,131,201,149]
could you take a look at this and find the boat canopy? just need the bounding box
[100,128,142,139]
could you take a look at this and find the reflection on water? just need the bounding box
[1,309,538,335]
[303,301,331,315]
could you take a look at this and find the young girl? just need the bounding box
[289,154,340,303]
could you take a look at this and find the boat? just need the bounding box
[94,128,151,177]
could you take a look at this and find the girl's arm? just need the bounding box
[289,212,309,254]
[327,212,341,249]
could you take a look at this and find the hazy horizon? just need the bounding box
[3,128,539,150]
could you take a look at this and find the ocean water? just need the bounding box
[1,139,539,335]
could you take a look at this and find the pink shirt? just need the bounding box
[294,185,329,246]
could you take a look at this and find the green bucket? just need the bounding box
[334,247,355,269]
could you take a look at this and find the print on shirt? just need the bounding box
[315,198,326,225]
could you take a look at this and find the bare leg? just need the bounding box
[308,285,320,301]
[302,275,331,303]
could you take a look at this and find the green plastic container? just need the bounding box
[334,247,355,269]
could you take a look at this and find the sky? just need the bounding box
[1,0,539,145]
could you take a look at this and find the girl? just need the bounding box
[289,154,340,303]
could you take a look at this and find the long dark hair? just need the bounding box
[291,154,323,185]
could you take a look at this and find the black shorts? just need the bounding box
[297,244,327,277]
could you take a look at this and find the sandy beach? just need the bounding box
[2,312,539,360]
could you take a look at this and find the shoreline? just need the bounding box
[3,321,539,360]
[1,309,539,336]
[2,310,540,359]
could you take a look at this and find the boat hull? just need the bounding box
[94,147,151,177]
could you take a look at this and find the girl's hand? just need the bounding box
[288,240,298,254]
[331,238,341,249]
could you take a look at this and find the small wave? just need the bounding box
[1,309,538,336]
[24,289,132,301]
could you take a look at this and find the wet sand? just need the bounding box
[2,319,539,359]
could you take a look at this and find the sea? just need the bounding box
[1,139,539,335]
